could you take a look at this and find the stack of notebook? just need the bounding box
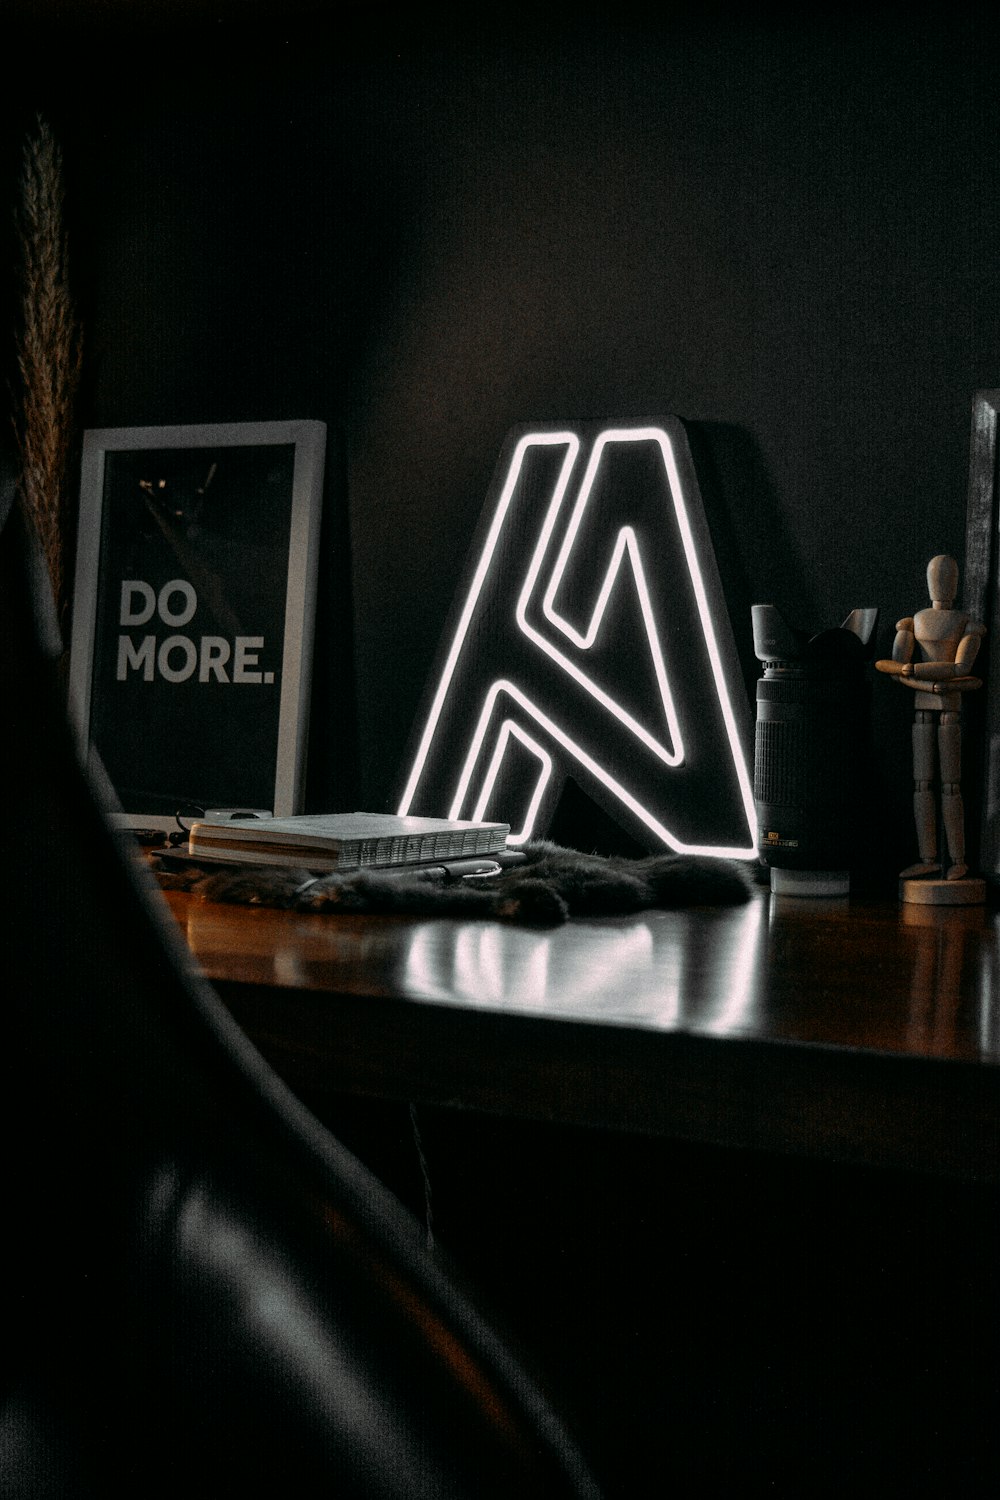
[186,811,512,875]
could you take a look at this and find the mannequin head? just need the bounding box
[927,554,959,609]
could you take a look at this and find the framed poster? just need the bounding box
[68,419,326,831]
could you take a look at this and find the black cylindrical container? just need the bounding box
[752,605,878,895]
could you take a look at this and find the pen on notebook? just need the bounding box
[291,856,513,897]
[411,857,504,881]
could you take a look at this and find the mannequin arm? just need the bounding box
[890,618,915,664]
[874,659,981,690]
[955,621,986,672]
[908,661,960,680]
[890,675,982,693]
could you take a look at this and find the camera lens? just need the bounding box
[752,606,877,893]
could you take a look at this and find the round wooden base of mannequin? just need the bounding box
[899,875,986,906]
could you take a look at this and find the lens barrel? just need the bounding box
[752,605,877,886]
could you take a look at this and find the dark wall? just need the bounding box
[5,1,1000,864]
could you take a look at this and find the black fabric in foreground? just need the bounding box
[153,840,755,925]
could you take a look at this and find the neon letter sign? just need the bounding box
[398,420,755,858]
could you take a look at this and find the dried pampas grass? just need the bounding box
[14,113,82,628]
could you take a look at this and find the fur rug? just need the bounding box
[153,840,755,926]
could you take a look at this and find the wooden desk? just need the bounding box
[166,885,1000,1494]
[165,887,1000,1183]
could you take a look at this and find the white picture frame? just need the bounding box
[68,419,326,832]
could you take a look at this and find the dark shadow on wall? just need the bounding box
[685,420,819,703]
[688,420,902,879]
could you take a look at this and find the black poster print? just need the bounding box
[89,444,295,816]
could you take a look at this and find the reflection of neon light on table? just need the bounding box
[400,902,764,1031]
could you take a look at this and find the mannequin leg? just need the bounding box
[901,711,940,877]
[938,712,966,879]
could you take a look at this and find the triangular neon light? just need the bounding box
[398,422,755,859]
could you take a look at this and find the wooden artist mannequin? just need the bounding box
[875,555,984,900]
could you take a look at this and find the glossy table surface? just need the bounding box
[165,886,1000,1181]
